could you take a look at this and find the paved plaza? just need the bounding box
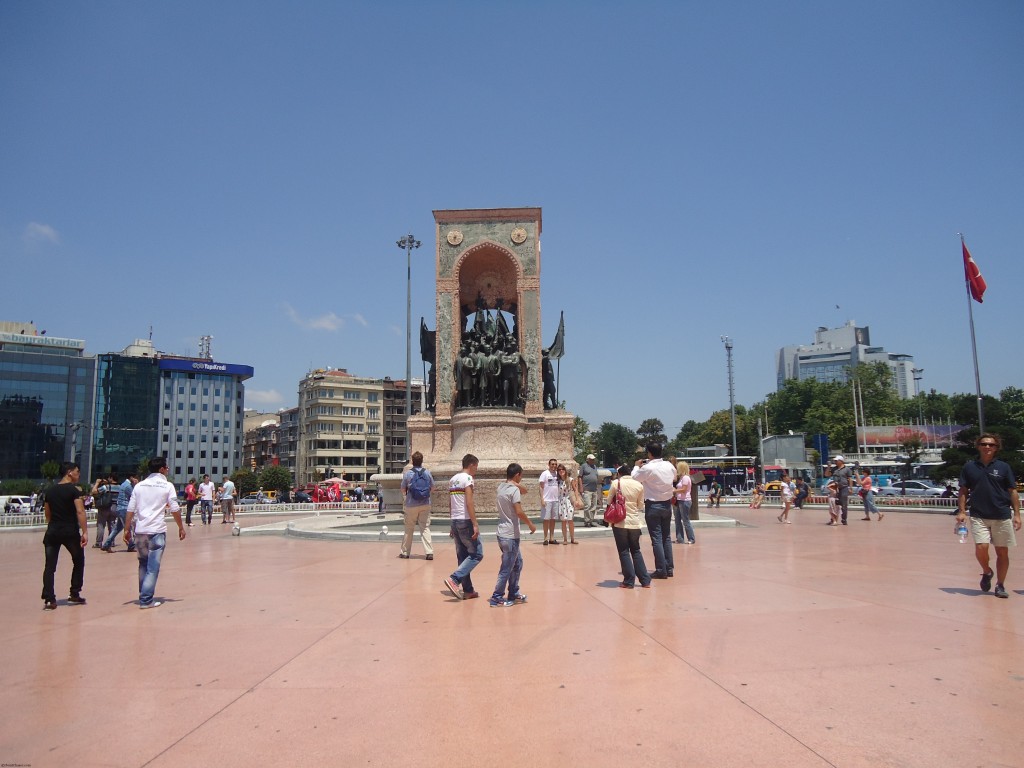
[2,506,1022,768]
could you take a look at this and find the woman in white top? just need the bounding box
[556,464,578,544]
[778,472,794,524]
[609,465,651,588]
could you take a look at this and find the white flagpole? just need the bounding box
[959,233,985,432]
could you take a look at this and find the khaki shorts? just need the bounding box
[970,516,1017,547]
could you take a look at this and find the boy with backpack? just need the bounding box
[399,451,434,560]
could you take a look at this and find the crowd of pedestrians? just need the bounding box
[38,435,1019,614]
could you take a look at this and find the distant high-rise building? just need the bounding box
[777,321,917,398]
[0,322,95,480]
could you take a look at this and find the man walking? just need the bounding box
[41,462,89,610]
[956,434,1021,599]
[830,456,854,525]
[633,443,676,579]
[90,474,118,548]
[578,453,601,527]
[443,454,483,600]
[198,475,215,525]
[125,457,186,609]
[101,472,138,552]
[488,463,536,607]
[399,451,434,560]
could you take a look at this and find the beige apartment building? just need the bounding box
[296,369,422,486]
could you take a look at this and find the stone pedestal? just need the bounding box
[409,408,575,517]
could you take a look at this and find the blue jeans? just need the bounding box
[200,500,213,524]
[135,532,166,606]
[103,510,127,550]
[863,491,879,515]
[613,526,650,587]
[491,536,522,601]
[645,500,674,575]
[450,520,483,594]
[674,499,695,543]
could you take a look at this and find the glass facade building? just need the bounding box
[0,327,95,480]
[92,354,161,478]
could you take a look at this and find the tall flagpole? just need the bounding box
[959,233,985,432]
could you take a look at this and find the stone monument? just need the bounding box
[409,207,575,516]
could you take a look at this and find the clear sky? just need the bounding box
[3,1,1021,439]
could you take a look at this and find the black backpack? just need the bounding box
[96,485,114,509]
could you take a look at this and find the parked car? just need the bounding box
[2,495,33,514]
[876,480,945,497]
[293,490,312,503]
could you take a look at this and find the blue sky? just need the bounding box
[2,1,1021,439]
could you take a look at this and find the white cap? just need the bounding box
[834,455,845,463]
[586,454,596,460]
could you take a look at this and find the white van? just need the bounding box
[1,495,33,514]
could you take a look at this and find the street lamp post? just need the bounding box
[721,336,737,457]
[396,233,421,465]
[912,367,925,446]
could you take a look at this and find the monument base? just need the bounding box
[409,408,576,517]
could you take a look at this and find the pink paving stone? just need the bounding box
[1,507,1022,768]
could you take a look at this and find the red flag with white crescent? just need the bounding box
[962,240,987,303]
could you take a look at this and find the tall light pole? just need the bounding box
[396,233,421,464]
[721,336,737,457]
[912,367,924,422]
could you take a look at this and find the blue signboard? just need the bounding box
[158,358,254,379]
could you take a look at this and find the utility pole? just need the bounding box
[721,336,737,457]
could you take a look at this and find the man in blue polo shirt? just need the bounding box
[956,433,1021,599]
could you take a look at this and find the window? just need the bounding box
[190,403,196,411]
[163,418,170,427]
[189,418,196,427]
[191,387,196,395]
[202,404,208,411]
[176,435,183,443]
[203,388,209,396]
[178,386,185,395]
[177,418,183,427]
[177,403,183,411]
[201,419,208,427]
[188,451,194,459]
[200,451,207,459]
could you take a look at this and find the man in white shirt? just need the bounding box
[125,457,186,609]
[538,458,561,545]
[632,443,677,579]
[198,475,215,525]
[443,454,483,600]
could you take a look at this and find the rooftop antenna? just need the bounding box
[199,335,213,360]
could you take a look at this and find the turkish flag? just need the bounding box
[962,240,987,303]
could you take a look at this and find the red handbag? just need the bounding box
[604,481,627,524]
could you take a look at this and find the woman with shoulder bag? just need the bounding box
[609,465,651,588]
[556,464,578,544]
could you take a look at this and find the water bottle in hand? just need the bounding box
[956,521,968,543]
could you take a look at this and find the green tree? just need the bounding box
[636,418,668,447]
[258,465,293,494]
[668,420,704,454]
[573,415,593,464]
[592,422,639,468]
[40,460,61,481]
[230,468,259,495]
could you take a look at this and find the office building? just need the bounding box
[776,321,917,398]
[0,322,95,480]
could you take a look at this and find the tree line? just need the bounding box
[574,363,1024,482]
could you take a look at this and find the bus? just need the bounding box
[679,455,758,495]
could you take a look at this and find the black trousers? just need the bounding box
[42,530,85,601]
